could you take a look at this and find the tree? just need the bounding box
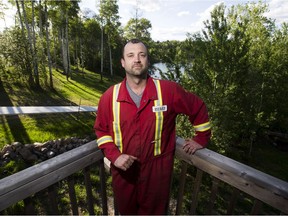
[44,0,53,88]
[177,2,282,156]
[48,0,80,80]
[99,0,121,78]
[82,17,102,73]
[123,18,152,43]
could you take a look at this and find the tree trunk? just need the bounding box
[66,15,71,79]
[108,40,113,77]
[31,0,40,87]
[15,0,34,85]
[61,25,68,78]
[44,0,53,88]
[38,0,48,87]
[100,25,104,81]
[21,0,39,87]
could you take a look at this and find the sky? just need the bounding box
[1,0,288,41]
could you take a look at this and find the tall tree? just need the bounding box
[82,17,102,73]
[44,0,53,88]
[99,0,121,78]
[123,18,152,43]
[178,2,279,155]
[48,0,80,80]
[14,0,34,85]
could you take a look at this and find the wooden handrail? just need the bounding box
[1,138,288,214]
[0,140,105,212]
[175,137,288,214]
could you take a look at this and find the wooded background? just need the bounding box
[0,0,287,158]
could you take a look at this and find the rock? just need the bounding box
[11,142,23,150]
[0,136,91,165]
[18,148,38,162]
[47,150,56,158]
[2,145,13,155]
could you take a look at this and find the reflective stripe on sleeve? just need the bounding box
[194,122,211,132]
[97,135,113,146]
[153,79,164,156]
[113,83,123,152]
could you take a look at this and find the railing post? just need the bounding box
[207,177,220,214]
[83,166,95,215]
[189,168,203,214]
[251,199,263,214]
[67,176,78,215]
[99,159,108,215]
[47,184,59,215]
[175,162,188,215]
[226,188,240,214]
[24,197,36,215]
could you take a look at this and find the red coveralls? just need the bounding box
[94,76,211,215]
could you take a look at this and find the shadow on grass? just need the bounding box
[69,70,123,94]
[0,76,96,144]
[0,78,31,144]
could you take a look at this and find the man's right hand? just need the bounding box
[114,154,138,171]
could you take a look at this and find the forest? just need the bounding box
[0,0,287,162]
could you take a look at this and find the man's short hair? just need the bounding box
[122,38,149,59]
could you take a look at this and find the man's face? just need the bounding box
[121,42,149,77]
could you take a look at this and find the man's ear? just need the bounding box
[121,58,125,67]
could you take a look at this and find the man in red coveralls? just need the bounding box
[94,39,211,215]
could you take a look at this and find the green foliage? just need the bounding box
[123,18,152,43]
[173,2,288,158]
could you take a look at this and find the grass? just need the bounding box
[0,67,122,146]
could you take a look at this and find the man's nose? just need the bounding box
[134,55,141,62]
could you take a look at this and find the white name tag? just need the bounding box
[152,105,167,112]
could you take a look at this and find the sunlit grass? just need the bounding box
[0,68,120,147]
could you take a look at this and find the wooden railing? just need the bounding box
[174,137,288,215]
[0,140,108,215]
[0,138,287,215]
[1,106,288,214]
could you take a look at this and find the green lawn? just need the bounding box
[0,68,121,146]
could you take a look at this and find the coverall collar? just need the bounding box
[117,75,158,103]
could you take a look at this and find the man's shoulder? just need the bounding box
[156,78,178,89]
[103,82,123,95]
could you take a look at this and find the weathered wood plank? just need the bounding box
[250,199,263,215]
[226,188,240,214]
[189,169,203,214]
[99,159,108,215]
[47,184,59,215]
[67,176,78,215]
[84,167,95,215]
[175,137,288,214]
[207,177,220,214]
[0,141,104,211]
[175,162,188,215]
[0,140,99,196]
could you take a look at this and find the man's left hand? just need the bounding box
[182,139,203,154]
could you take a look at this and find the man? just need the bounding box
[94,39,211,215]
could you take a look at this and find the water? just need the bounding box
[151,63,168,79]
[151,63,184,79]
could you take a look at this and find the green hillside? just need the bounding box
[0,68,122,147]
